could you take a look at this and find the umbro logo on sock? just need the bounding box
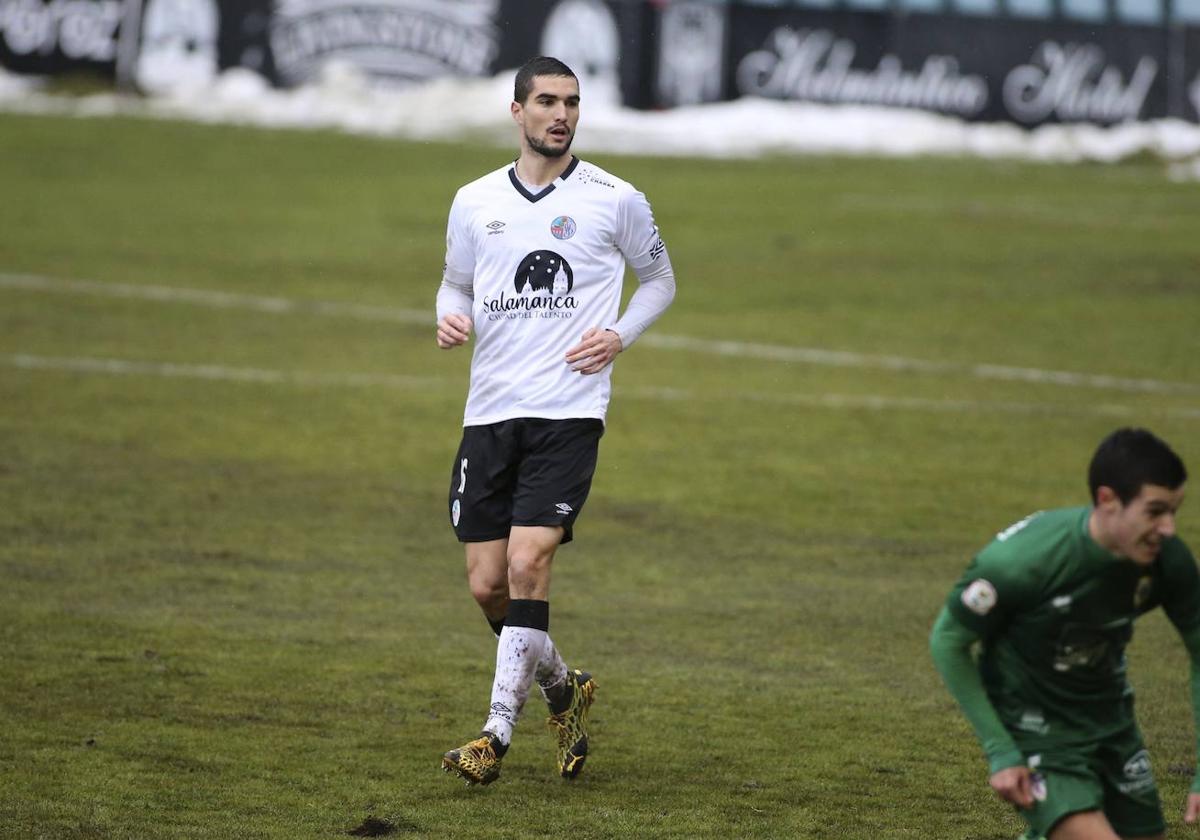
[555,503,573,515]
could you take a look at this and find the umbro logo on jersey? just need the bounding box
[486,220,506,235]
[555,503,573,515]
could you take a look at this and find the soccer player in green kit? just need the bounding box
[931,428,1199,839]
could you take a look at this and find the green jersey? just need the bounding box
[945,506,1200,743]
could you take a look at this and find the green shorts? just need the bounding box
[1017,725,1165,838]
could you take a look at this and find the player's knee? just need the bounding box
[507,550,552,592]
[467,574,508,611]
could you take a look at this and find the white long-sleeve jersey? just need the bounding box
[438,156,675,426]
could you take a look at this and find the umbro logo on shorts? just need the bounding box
[555,503,573,515]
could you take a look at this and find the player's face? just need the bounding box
[513,75,580,159]
[1103,483,1185,565]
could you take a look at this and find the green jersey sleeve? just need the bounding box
[1182,624,1200,795]
[1159,538,1200,634]
[945,512,1050,638]
[929,607,1024,773]
[1162,540,1200,794]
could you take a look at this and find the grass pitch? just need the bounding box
[1,112,1198,839]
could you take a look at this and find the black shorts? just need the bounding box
[448,418,604,545]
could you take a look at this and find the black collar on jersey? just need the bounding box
[507,156,579,203]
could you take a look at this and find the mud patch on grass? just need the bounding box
[347,814,419,836]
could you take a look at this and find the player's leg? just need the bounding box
[1047,812,1121,840]
[507,524,560,599]
[480,524,564,743]
[443,423,518,785]
[466,536,574,700]
[466,538,508,635]
[1018,750,1105,840]
[1045,811,1163,839]
[508,418,604,778]
[495,526,594,778]
[1096,731,1167,840]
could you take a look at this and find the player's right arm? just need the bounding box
[436,191,476,349]
[929,607,1032,807]
[931,522,1047,807]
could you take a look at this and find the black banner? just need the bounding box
[718,5,1169,124]
[493,0,652,108]
[1182,25,1200,122]
[0,0,124,77]
[895,16,1166,124]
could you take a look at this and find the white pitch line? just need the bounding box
[6,353,1198,421]
[0,272,431,325]
[3,271,1198,396]
[637,334,1200,396]
[4,353,443,390]
[622,384,1200,420]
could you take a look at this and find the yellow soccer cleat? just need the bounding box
[547,670,596,779]
[442,732,505,786]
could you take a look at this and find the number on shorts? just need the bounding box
[458,458,468,493]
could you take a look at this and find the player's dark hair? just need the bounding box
[1088,427,1187,504]
[513,56,577,104]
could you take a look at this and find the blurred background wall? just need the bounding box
[2,0,1198,124]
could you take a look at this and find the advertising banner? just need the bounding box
[722,3,1170,124]
[267,0,499,88]
[895,16,1167,123]
[1182,25,1200,122]
[119,0,274,94]
[3,0,1199,126]
[0,0,125,76]
[494,0,651,108]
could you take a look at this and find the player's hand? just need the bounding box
[1184,791,1200,824]
[437,313,473,349]
[565,327,622,375]
[989,766,1034,809]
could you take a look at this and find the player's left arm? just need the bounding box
[1159,541,1200,822]
[565,188,675,375]
[1179,623,1200,823]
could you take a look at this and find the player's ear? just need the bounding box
[511,101,522,125]
[1095,485,1121,510]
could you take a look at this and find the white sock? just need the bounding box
[483,626,547,745]
[535,634,569,693]
[490,621,566,693]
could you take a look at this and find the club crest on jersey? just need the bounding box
[1134,575,1153,609]
[550,215,576,240]
[961,579,997,615]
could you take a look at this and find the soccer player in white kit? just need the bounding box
[436,57,677,785]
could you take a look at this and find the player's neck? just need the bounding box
[514,151,572,188]
[1087,507,1118,554]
